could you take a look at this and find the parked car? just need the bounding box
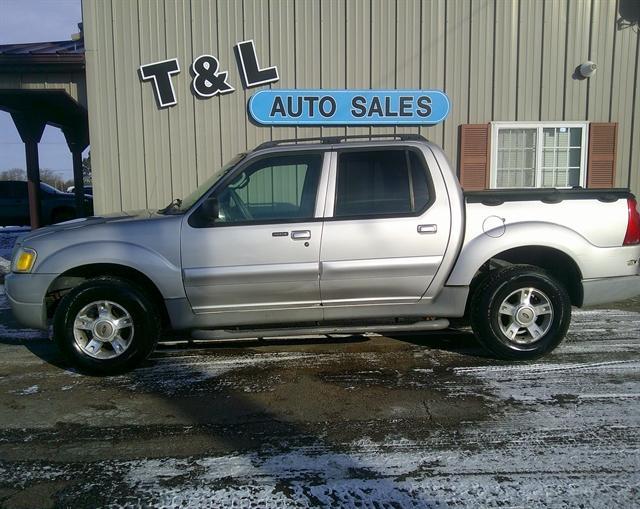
[66,185,93,197]
[0,181,93,226]
[6,135,640,374]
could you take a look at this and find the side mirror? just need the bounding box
[200,196,219,223]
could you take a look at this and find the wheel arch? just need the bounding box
[45,263,170,328]
[448,222,590,307]
[464,245,584,308]
[491,246,582,306]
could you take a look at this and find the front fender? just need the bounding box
[446,221,590,286]
[34,241,185,299]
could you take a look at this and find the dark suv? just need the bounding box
[0,181,93,226]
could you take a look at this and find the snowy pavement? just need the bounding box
[0,286,639,508]
[0,227,28,278]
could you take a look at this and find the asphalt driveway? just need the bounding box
[0,286,639,508]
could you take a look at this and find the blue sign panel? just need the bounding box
[248,89,450,126]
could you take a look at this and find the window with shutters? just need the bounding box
[490,122,588,189]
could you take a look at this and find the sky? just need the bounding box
[0,0,83,181]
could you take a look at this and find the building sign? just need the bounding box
[138,41,449,126]
[248,90,449,126]
[138,40,279,108]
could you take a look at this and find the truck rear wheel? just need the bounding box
[53,277,160,374]
[470,265,571,360]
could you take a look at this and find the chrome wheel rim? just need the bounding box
[497,287,553,346]
[73,300,134,359]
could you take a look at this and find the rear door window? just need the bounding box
[334,149,431,218]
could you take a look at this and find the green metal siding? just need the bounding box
[82,0,640,213]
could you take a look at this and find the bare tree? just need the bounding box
[0,168,26,181]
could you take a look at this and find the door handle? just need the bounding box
[417,224,437,234]
[291,230,311,240]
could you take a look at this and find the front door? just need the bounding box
[181,151,327,322]
[319,147,450,307]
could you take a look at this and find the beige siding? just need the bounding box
[540,0,568,122]
[517,0,543,121]
[84,0,122,212]
[0,72,86,107]
[610,18,638,188]
[269,0,296,141]
[82,0,640,213]
[243,0,272,151]
[468,0,494,124]
[113,0,147,210]
[587,0,616,122]
[631,43,640,195]
[563,0,591,120]
[345,0,370,137]
[319,0,346,138]
[294,0,322,140]
[166,0,198,201]
[419,0,445,147]
[191,0,223,181]
[493,0,518,120]
[138,0,173,206]
[443,0,470,168]
[394,0,421,135]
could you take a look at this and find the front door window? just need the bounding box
[215,153,323,224]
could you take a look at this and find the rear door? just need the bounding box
[181,151,329,320]
[319,146,451,307]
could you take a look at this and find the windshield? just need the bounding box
[159,152,247,214]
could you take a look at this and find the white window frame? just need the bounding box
[490,121,589,189]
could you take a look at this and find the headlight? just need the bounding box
[12,247,37,273]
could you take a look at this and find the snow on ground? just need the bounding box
[1,285,639,507]
[0,226,28,274]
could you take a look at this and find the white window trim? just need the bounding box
[490,121,589,189]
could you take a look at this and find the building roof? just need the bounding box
[0,38,84,72]
[0,39,84,55]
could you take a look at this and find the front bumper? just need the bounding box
[581,275,640,307]
[4,273,56,330]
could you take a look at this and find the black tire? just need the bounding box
[52,207,75,224]
[470,265,571,360]
[53,277,160,374]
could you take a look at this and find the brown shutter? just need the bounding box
[587,122,617,188]
[459,124,490,190]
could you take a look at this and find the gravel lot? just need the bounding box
[0,284,639,508]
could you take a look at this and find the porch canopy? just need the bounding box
[0,33,88,228]
[0,90,89,228]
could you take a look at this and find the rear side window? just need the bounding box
[334,149,431,218]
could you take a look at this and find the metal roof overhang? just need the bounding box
[0,89,88,147]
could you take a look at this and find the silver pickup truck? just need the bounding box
[6,135,640,374]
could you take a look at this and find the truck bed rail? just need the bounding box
[464,188,633,205]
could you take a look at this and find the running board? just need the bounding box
[191,319,450,341]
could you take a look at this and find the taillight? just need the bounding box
[623,197,640,245]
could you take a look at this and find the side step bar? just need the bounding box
[191,318,450,341]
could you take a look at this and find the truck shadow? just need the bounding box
[0,288,487,506]
[385,329,494,359]
[2,332,483,506]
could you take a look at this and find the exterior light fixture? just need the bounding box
[573,61,597,80]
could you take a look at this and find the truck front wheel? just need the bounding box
[470,265,571,360]
[53,277,160,374]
